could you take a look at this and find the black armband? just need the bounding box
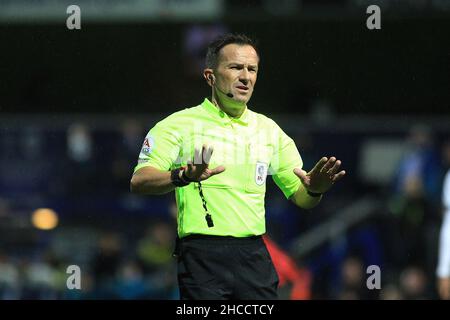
[170,168,190,187]
[307,190,323,198]
[181,169,197,183]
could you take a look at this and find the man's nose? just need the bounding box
[239,69,250,84]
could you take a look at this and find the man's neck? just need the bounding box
[211,90,246,118]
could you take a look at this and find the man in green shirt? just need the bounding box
[131,34,345,300]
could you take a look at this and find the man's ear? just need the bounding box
[203,69,214,86]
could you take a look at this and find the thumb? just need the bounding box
[293,168,308,184]
[209,165,226,176]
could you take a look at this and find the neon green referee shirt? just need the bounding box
[134,98,303,238]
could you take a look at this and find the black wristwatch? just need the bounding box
[307,190,323,198]
[171,168,197,187]
[170,168,190,187]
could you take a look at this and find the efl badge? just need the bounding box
[140,135,154,156]
[255,161,268,186]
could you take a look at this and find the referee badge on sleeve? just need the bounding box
[255,161,268,186]
[140,135,155,157]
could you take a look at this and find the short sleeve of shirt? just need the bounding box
[270,123,303,199]
[133,117,182,173]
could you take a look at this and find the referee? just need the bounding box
[130,33,345,300]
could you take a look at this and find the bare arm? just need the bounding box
[130,166,175,195]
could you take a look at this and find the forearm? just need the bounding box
[290,183,322,209]
[130,166,176,195]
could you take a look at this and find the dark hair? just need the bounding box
[205,33,259,69]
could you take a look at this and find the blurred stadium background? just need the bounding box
[1,0,450,299]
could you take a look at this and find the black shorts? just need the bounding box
[175,234,279,300]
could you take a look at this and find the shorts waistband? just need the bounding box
[179,234,263,244]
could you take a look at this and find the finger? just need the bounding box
[320,157,336,173]
[209,165,226,176]
[203,145,214,164]
[332,170,346,183]
[194,147,202,165]
[327,159,341,175]
[293,167,303,178]
[185,160,194,177]
[201,144,207,160]
[311,157,328,174]
[293,168,308,185]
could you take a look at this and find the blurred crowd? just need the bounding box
[0,220,178,299]
[0,117,449,300]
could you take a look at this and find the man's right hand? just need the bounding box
[184,144,226,181]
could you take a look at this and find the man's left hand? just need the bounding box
[293,157,346,194]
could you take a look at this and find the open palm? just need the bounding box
[184,144,226,181]
[294,157,346,194]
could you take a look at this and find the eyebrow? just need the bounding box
[227,63,258,69]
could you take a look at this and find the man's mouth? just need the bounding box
[236,85,249,91]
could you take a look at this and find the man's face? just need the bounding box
[214,44,259,104]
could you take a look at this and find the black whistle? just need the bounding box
[205,214,214,228]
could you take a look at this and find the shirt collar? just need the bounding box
[201,98,250,126]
